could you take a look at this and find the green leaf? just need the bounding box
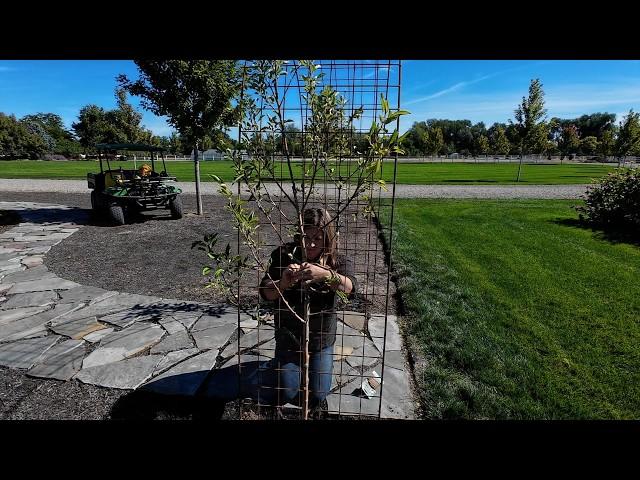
[381,95,389,115]
[202,266,212,276]
[383,110,410,125]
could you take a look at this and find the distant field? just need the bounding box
[0,160,618,185]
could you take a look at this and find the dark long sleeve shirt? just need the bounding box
[259,242,357,353]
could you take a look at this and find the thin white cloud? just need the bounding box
[404,61,551,107]
[363,64,393,79]
[402,76,640,121]
[404,73,496,106]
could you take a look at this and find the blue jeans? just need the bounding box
[204,344,334,408]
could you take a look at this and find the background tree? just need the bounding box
[475,134,490,156]
[469,122,487,156]
[614,109,640,166]
[108,88,145,143]
[599,129,616,161]
[580,136,599,156]
[490,126,511,156]
[558,124,581,163]
[22,119,54,155]
[72,105,109,153]
[0,113,48,159]
[511,78,548,181]
[426,126,444,155]
[22,113,82,158]
[118,60,242,215]
[573,112,617,139]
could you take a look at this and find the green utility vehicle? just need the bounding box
[87,143,183,225]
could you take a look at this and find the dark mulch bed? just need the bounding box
[0,192,398,420]
[0,209,21,234]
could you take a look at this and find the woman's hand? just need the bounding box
[280,263,302,290]
[299,262,331,284]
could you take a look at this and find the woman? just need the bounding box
[258,207,356,411]
[206,208,356,416]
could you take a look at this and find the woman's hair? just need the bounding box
[295,207,338,269]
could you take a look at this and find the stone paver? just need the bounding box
[383,350,406,371]
[0,335,61,369]
[57,285,117,305]
[378,365,415,419]
[331,360,360,391]
[153,348,200,376]
[327,383,380,416]
[58,293,162,323]
[192,313,239,332]
[150,331,194,354]
[7,277,80,294]
[1,265,55,283]
[140,349,219,396]
[22,256,44,268]
[368,314,403,352]
[216,353,263,370]
[0,291,58,310]
[75,355,164,390]
[169,311,202,330]
[81,322,164,368]
[82,327,115,343]
[26,339,86,380]
[98,309,146,329]
[0,305,51,325]
[345,337,381,369]
[0,302,84,342]
[49,316,107,340]
[158,317,187,335]
[238,326,275,350]
[338,310,367,331]
[192,323,237,351]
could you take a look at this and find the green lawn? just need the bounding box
[0,160,616,185]
[381,199,640,419]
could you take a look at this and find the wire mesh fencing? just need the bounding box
[204,60,403,419]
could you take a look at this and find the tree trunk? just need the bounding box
[302,297,310,420]
[194,143,203,215]
[517,151,524,182]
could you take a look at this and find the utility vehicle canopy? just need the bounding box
[96,143,166,152]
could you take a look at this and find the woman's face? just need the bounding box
[304,226,325,261]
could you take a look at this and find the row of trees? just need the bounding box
[403,112,640,160]
[4,75,640,163]
[402,80,640,161]
[1,87,237,160]
[0,112,83,159]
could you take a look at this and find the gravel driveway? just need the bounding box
[0,179,590,199]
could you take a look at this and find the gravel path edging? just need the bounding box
[0,178,589,199]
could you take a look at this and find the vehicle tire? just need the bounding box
[108,204,126,226]
[90,190,98,211]
[169,195,183,219]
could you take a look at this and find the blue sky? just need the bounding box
[2,60,640,136]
